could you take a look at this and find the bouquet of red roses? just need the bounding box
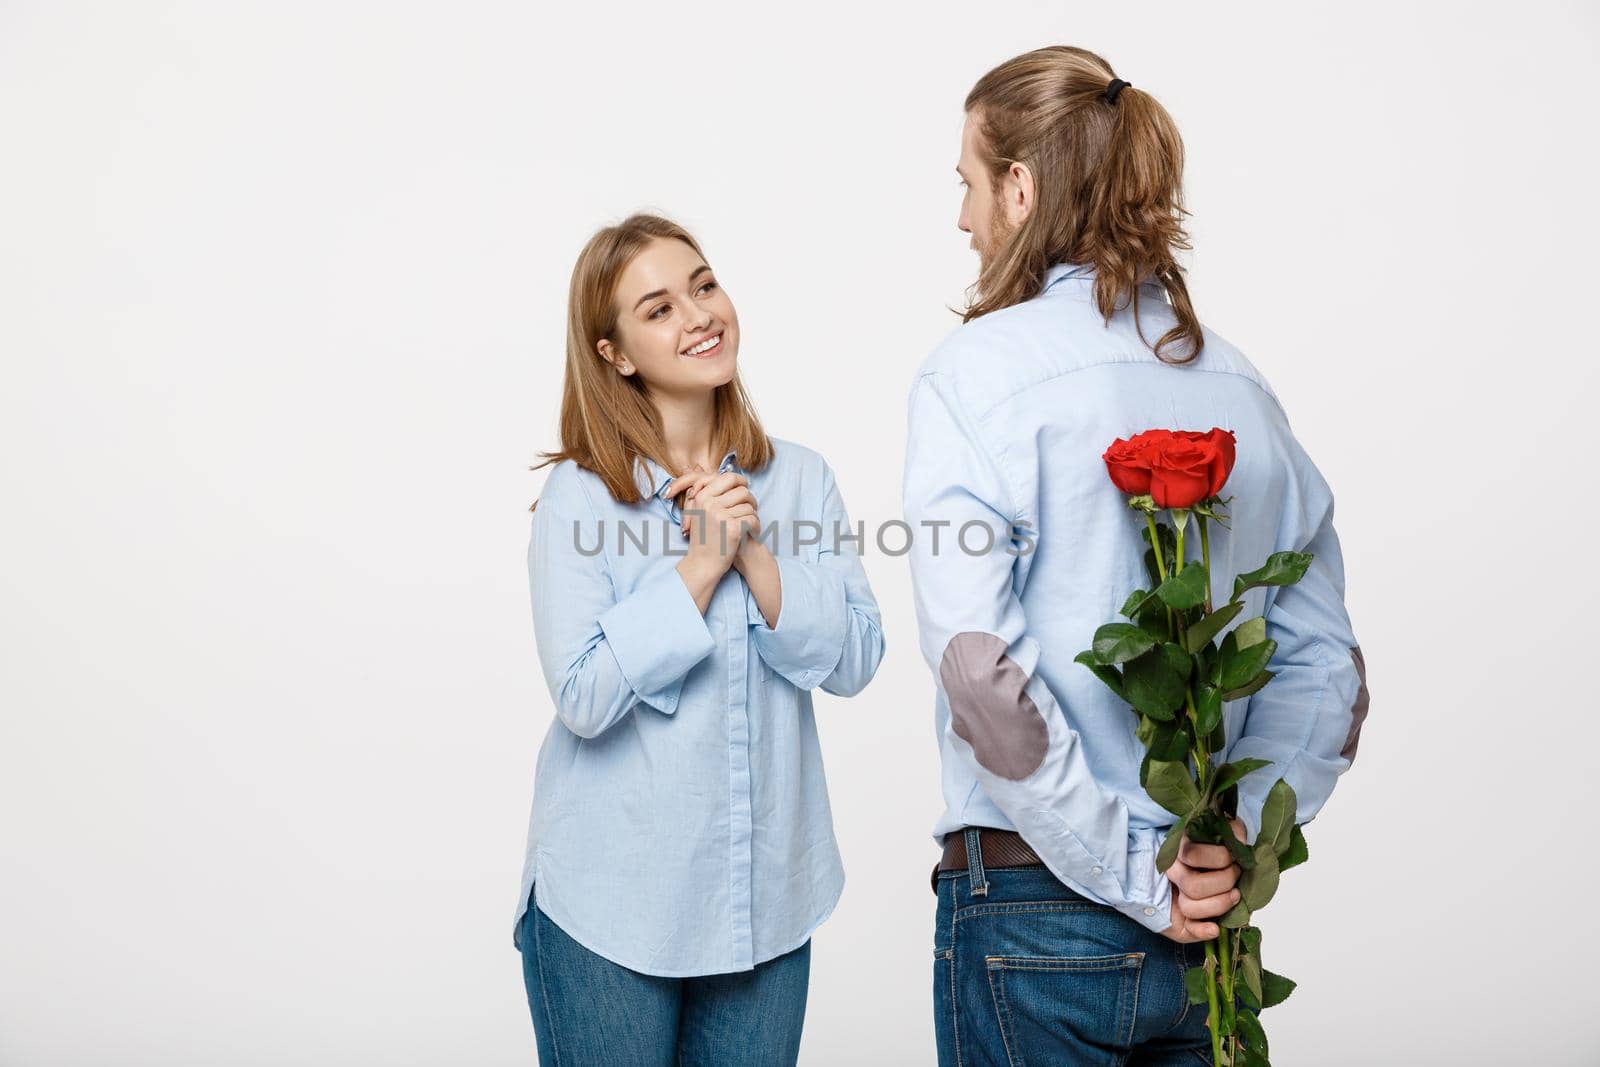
[1074,427,1310,1067]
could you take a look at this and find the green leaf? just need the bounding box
[1123,647,1188,720]
[1238,951,1263,1007]
[1210,629,1235,686]
[1191,684,1223,737]
[1220,669,1276,703]
[1212,758,1273,795]
[1237,972,1262,1012]
[1239,842,1281,911]
[1235,1040,1270,1067]
[1183,964,1209,1006]
[1155,563,1209,611]
[1157,817,1188,873]
[1235,1007,1268,1057]
[1148,720,1192,763]
[1220,636,1277,691]
[1142,547,1164,590]
[1220,822,1256,870]
[1073,650,1127,701]
[1259,779,1297,856]
[1141,522,1177,586]
[1207,718,1226,753]
[1119,588,1154,619]
[1240,925,1262,957]
[1279,824,1309,872]
[1159,641,1193,685]
[1232,551,1313,601]
[1091,623,1160,665]
[1234,616,1268,648]
[1261,969,1297,1009]
[1145,760,1201,818]
[1219,898,1252,928]
[1184,600,1245,653]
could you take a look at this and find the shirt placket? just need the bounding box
[718,453,754,970]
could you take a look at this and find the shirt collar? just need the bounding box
[1042,259,1165,295]
[634,447,742,500]
[1043,260,1095,290]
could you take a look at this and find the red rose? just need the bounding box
[1103,427,1237,508]
[1102,435,1154,494]
[1147,427,1237,508]
[1172,427,1236,499]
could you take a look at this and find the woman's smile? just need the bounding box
[680,331,725,358]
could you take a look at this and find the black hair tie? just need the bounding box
[1104,77,1131,104]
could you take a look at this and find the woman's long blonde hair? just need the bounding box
[529,213,772,510]
[963,46,1202,365]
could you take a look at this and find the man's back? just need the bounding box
[904,259,1366,924]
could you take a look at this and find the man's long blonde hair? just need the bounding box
[964,46,1202,365]
[529,213,772,510]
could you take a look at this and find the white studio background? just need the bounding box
[2,2,1595,1064]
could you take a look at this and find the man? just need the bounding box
[904,47,1369,1064]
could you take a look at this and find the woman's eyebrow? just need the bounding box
[631,265,714,312]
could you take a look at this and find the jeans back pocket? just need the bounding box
[985,951,1145,1064]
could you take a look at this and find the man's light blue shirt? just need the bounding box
[902,262,1369,934]
[514,438,885,976]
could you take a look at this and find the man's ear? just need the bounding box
[1004,160,1035,227]
[597,338,633,376]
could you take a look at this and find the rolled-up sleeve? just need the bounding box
[530,473,715,739]
[749,461,886,696]
[903,371,1172,933]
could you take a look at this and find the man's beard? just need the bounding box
[976,204,1016,273]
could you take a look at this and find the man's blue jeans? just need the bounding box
[933,827,1214,1066]
[517,885,811,1066]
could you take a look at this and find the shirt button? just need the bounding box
[1091,866,1103,875]
[1144,906,1156,916]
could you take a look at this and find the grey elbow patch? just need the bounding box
[1340,645,1370,762]
[939,631,1048,780]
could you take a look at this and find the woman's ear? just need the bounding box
[597,338,634,376]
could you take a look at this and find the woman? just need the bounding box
[514,213,885,1066]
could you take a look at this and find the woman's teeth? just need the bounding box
[684,334,721,356]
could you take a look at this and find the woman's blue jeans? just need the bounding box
[933,827,1214,1066]
[517,885,811,1066]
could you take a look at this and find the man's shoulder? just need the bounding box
[914,302,1037,381]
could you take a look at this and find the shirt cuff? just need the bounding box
[595,565,715,715]
[1119,832,1174,935]
[749,555,848,689]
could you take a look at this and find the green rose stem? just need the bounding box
[1163,507,1227,1066]
[1194,507,1241,1058]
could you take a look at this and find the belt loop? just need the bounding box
[964,826,988,897]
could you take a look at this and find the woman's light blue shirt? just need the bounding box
[513,437,885,976]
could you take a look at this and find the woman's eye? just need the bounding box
[649,304,670,319]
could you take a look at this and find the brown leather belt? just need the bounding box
[930,828,1045,893]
